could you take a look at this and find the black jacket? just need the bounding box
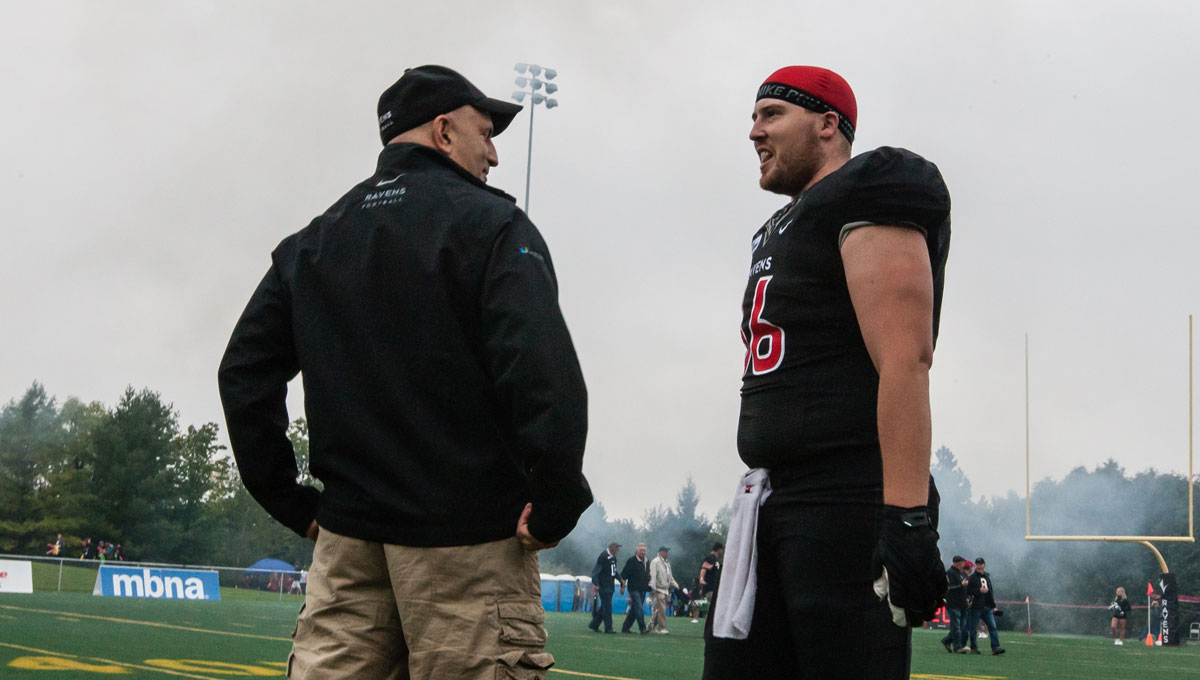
[622,555,651,592]
[944,566,968,609]
[967,570,996,610]
[592,550,620,592]
[219,143,591,547]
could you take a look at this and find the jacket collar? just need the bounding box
[376,143,517,203]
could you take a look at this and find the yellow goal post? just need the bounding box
[1024,315,1194,574]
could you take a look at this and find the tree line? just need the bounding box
[3,381,1196,627]
[0,382,314,569]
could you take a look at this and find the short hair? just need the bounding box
[713,543,725,551]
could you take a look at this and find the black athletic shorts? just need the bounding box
[702,458,912,679]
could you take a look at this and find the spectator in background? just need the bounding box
[966,557,1005,655]
[941,556,970,653]
[621,543,651,634]
[649,546,679,634]
[699,543,723,602]
[45,534,63,556]
[589,541,624,634]
[113,544,126,561]
[1109,586,1131,645]
[97,540,107,563]
[80,537,94,560]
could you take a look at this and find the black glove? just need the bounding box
[873,505,947,626]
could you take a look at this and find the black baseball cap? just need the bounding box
[377,65,523,145]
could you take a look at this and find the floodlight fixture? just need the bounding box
[510,62,561,214]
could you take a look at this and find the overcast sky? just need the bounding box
[3,1,1197,522]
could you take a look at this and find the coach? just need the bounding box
[218,65,592,680]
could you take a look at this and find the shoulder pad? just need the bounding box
[811,146,950,234]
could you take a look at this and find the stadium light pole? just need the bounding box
[511,63,559,215]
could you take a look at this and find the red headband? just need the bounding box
[757,66,857,142]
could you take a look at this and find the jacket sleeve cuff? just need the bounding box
[525,486,593,544]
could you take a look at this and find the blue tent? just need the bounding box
[247,558,295,572]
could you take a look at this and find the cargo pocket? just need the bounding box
[291,602,306,639]
[497,600,547,647]
[494,650,554,680]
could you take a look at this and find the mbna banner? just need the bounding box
[93,565,221,601]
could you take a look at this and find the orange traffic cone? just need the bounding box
[1156,633,1163,646]
[1145,632,1154,646]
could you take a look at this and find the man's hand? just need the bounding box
[516,503,559,551]
[305,521,319,541]
[873,505,946,626]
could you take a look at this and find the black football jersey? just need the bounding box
[738,147,951,470]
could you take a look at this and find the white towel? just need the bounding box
[712,468,772,639]
[872,566,911,627]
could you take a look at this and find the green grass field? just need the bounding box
[3,584,1200,679]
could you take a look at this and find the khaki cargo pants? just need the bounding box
[289,528,553,680]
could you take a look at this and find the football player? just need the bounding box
[704,66,951,679]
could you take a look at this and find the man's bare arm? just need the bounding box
[841,225,934,508]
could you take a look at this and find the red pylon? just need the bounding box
[1145,632,1154,646]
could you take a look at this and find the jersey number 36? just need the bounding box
[742,276,784,376]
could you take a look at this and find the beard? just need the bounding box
[759,134,822,197]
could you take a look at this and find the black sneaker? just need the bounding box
[970,648,981,655]
[992,648,1005,655]
[943,640,953,653]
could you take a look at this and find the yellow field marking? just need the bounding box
[145,659,281,676]
[0,642,221,679]
[260,662,287,668]
[0,604,290,642]
[10,656,130,674]
[57,616,81,622]
[549,669,642,680]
